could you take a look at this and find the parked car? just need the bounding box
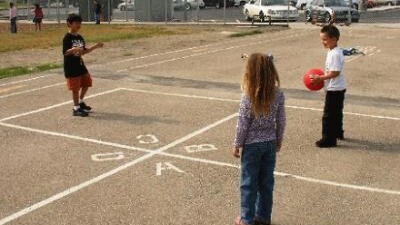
[296,0,312,9]
[203,0,235,8]
[305,0,360,23]
[173,0,205,10]
[373,0,400,6]
[235,0,251,6]
[118,0,135,11]
[344,0,359,9]
[49,1,65,8]
[243,0,299,21]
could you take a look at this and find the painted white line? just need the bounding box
[0,122,152,153]
[121,88,239,102]
[0,88,122,122]
[117,31,306,72]
[0,85,25,94]
[97,29,300,67]
[0,82,64,99]
[0,113,236,225]
[121,88,400,121]
[1,121,399,197]
[0,75,47,87]
[274,171,400,195]
[104,45,212,65]
[156,154,400,195]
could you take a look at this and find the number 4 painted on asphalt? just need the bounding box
[156,162,185,176]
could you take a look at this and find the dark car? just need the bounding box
[305,0,360,23]
[203,0,235,8]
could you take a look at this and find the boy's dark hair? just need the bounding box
[10,2,14,7]
[67,13,83,24]
[321,25,340,40]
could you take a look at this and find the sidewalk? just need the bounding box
[0,19,290,27]
[367,5,400,11]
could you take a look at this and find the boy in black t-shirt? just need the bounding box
[63,14,103,117]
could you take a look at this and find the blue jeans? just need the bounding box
[95,13,100,24]
[240,141,276,225]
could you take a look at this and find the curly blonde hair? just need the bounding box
[241,53,280,117]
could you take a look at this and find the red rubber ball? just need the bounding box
[303,68,324,91]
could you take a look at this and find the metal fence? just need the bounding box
[0,0,398,24]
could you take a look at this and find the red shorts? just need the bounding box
[66,74,92,91]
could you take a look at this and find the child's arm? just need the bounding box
[63,36,83,56]
[311,51,343,84]
[233,95,252,158]
[310,71,340,85]
[276,92,286,152]
[83,43,104,55]
[64,47,83,56]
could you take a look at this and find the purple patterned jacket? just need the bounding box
[234,90,286,148]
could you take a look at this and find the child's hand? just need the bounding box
[72,47,83,56]
[96,42,104,48]
[232,147,240,158]
[309,75,323,85]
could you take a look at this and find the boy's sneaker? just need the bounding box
[73,107,89,117]
[254,217,271,225]
[337,133,345,141]
[315,139,337,148]
[79,102,92,112]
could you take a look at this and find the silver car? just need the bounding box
[173,0,206,10]
[305,0,360,23]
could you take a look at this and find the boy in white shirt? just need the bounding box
[311,25,346,148]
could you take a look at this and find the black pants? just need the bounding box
[10,17,17,33]
[322,90,346,142]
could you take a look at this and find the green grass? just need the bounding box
[229,30,264,38]
[0,63,61,79]
[0,0,28,9]
[0,24,191,53]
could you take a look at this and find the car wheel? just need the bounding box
[305,11,312,21]
[352,18,359,22]
[387,1,393,6]
[240,1,246,6]
[300,3,306,10]
[185,3,191,10]
[324,12,331,23]
[216,2,221,8]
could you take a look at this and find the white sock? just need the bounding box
[73,106,80,110]
[79,99,84,104]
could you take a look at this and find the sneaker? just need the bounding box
[235,216,250,225]
[79,102,92,112]
[315,139,337,148]
[254,216,271,225]
[73,107,89,117]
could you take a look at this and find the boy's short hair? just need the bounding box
[321,25,340,40]
[67,13,83,24]
[10,2,14,7]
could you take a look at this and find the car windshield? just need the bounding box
[261,0,289,6]
[324,0,348,7]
